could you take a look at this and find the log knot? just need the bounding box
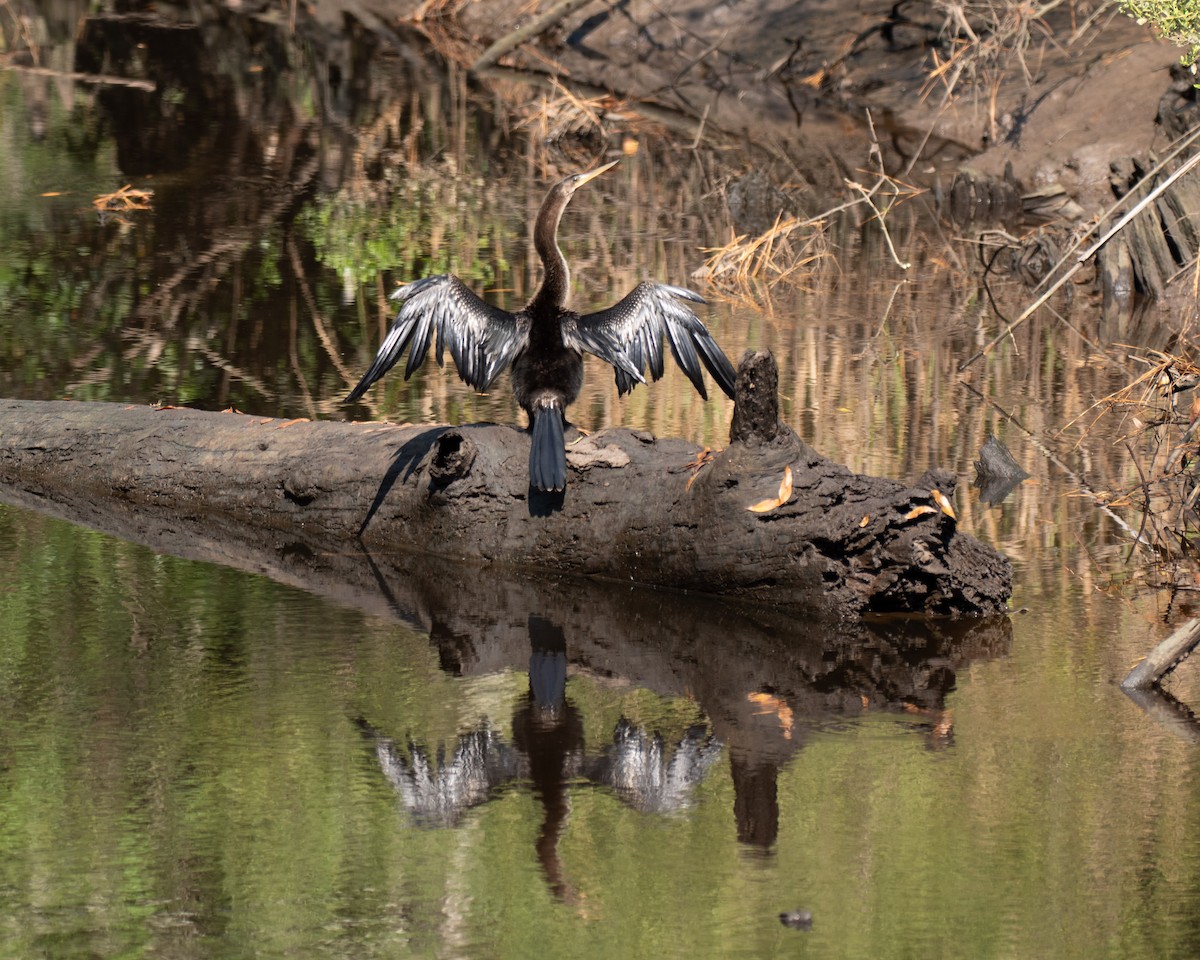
[428,429,477,485]
[729,350,780,445]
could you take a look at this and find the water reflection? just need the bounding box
[357,608,725,899]
[1,462,1009,872]
[348,534,1008,876]
[357,717,520,827]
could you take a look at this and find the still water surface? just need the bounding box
[2,6,1199,958]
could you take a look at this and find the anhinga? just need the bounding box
[343,160,736,492]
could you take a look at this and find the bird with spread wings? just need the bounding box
[343,160,736,493]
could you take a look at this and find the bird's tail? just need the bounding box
[529,403,567,492]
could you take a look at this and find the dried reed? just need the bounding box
[695,215,829,297]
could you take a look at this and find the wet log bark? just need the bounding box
[0,353,1011,617]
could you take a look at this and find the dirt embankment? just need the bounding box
[415,0,1182,215]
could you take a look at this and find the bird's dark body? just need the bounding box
[511,307,585,492]
[343,160,737,493]
[510,309,584,417]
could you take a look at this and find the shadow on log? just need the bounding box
[0,351,1010,617]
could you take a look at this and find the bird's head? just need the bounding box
[532,159,620,283]
[553,159,619,201]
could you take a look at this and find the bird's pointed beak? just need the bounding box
[574,159,619,187]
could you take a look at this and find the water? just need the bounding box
[2,4,1199,958]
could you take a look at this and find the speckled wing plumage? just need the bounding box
[564,282,736,400]
[344,274,529,402]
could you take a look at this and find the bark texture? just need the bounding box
[0,355,1011,616]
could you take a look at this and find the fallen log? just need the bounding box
[0,352,1011,616]
[1122,617,1200,690]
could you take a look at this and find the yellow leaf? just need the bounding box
[778,464,793,502]
[859,514,870,527]
[748,692,794,738]
[930,488,957,520]
[904,505,936,520]
[747,464,794,513]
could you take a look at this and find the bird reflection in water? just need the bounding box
[354,613,722,900]
[602,719,721,814]
[342,160,736,492]
[354,718,520,828]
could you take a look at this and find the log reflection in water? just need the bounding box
[0,478,1010,867]
[351,549,1008,873]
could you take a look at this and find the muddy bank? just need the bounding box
[298,0,1196,309]
[442,0,1183,211]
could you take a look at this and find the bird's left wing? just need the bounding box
[344,274,528,403]
[563,282,736,400]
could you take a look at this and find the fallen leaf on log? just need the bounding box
[904,504,936,520]
[748,464,793,513]
[684,446,715,492]
[859,514,870,527]
[931,488,957,520]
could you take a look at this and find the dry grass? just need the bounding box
[696,118,923,301]
[515,82,612,156]
[93,184,153,211]
[922,1,1113,141]
[695,215,829,298]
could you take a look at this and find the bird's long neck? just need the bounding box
[530,192,570,315]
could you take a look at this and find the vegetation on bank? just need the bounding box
[1118,0,1200,72]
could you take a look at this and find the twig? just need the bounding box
[1123,440,1154,560]
[1,61,156,91]
[847,178,910,270]
[688,101,710,151]
[471,0,598,72]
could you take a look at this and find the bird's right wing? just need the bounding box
[564,282,736,400]
[344,275,528,402]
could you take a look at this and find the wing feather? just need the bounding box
[563,282,735,400]
[343,275,527,403]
